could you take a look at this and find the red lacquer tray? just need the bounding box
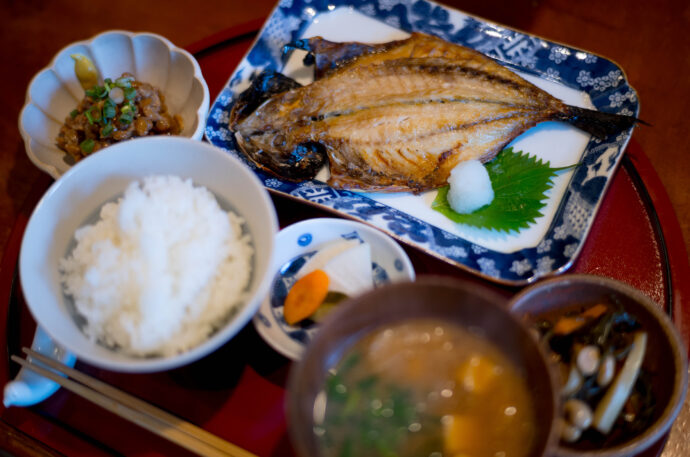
[1,24,688,457]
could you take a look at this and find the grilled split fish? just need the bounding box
[230,33,639,193]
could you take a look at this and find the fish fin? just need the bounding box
[229,70,301,126]
[235,133,327,182]
[282,38,312,53]
[284,36,398,79]
[281,39,318,67]
[283,142,328,180]
[558,106,649,140]
[327,174,420,193]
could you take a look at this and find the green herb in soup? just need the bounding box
[317,320,537,457]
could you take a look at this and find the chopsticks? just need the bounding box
[11,348,258,457]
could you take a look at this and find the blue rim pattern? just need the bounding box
[264,231,392,346]
[205,0,639,284]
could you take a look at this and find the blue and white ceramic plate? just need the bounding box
[206,0,639,285]
[253,218,415,360]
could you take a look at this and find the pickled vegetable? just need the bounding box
[71,54,99,90]
[283,270,330,325]
[534,305,654,449]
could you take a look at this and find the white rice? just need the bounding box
[59,175,253,357]
[447,159,494,214]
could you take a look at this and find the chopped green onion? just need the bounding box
[69,109,79,119]
[84,107,95,125]
[108,86,125,104]
[101,123,114,138]
[119,111,134,124]
[115,76,134,88]
[102,99,116,121]
[124,86,136,101]
[85,85,108,99]
[80,138,95,154]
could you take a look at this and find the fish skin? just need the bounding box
[296,32,531,86]
[231,33,637,193]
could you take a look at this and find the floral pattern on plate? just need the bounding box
[206,0,639,284]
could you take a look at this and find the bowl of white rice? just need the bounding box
[19,136,278,372]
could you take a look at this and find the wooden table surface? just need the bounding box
[1,0,689,454]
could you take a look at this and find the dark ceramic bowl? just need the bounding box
[287,276,560,457]
[509,274,688,457]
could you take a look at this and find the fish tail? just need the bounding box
[558,106,650,140]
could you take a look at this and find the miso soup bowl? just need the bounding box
[509,274,688,457]
[287,276,560,457]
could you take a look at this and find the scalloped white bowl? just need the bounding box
[19,30,210,179]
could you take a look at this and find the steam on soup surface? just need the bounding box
[316,319,537,457]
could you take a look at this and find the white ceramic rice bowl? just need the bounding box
[19,30,210,179]
[19,137,277,372]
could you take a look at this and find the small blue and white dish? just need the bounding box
[253,217,415,360]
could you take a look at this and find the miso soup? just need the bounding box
[316,319,537,457]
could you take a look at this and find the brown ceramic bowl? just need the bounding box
[287,276,560,457]
[509,274,688,457]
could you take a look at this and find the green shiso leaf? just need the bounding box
[431,147,577,233]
